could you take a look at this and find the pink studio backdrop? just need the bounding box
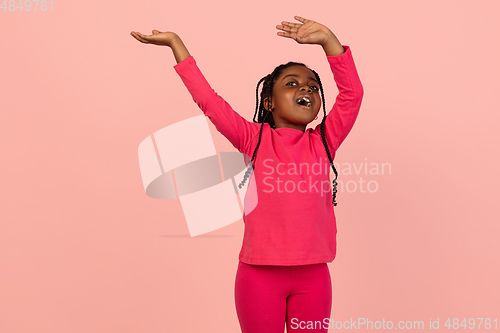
[1,0,499,332]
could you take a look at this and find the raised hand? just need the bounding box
[130,29,191,63]
[276,16,336,47]
[130,30,179,47]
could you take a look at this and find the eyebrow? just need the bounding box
[281,74,318,84]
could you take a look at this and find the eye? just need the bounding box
[286,81,319,91]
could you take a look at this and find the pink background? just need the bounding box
[1,0,499,332]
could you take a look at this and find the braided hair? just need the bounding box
[237,62,339,206]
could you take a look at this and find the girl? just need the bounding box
[131,15,363,333]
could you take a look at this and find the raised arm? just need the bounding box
[315,45,364,151]
[276,16,364,151]
[130,30,259,153]
[130,30,191,63]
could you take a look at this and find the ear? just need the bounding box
[264,97,273,112]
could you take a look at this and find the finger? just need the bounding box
[276,24,297,33]
[281,21,302,29]
[131,32,148,43]
[130,31,144,42]
[131,32,151,44]
[136,31,152,38]
[294,15,309,23]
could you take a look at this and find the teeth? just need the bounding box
[296,96,311,107]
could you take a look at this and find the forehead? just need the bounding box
[278,65,316,81]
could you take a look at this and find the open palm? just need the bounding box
[276,16,334,46]
[130,30,178,47]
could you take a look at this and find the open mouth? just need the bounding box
[296,96,312,108]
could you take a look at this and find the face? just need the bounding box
[264,65,321,131]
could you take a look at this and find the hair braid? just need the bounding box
[311,69,339,206]
[237,74,272,189]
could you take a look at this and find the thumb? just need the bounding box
[152,29,161,35]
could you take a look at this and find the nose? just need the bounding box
[300,85,312,92]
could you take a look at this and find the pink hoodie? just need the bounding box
[174,45,363,265]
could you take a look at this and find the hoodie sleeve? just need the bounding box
[174,56,260,153]
[312,45,364,152]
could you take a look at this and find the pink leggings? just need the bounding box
[234,261,332,332]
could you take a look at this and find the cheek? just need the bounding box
[277,93,295,106]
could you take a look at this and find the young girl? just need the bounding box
[131,15,363,333]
